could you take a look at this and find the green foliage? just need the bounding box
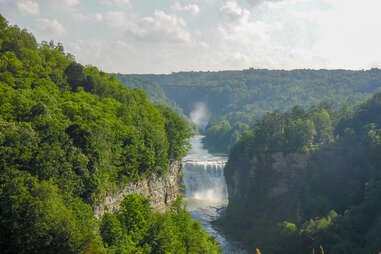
[228,103,333,160]
[0,169,104,254]
[133,69,381,153]
[0,14,216,253]
[0,12,193,201]
[222,91,381,254]
[156,105,192,160]
[100,195,221,254]
[115,74,201,134]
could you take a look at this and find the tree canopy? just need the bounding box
[221,90,381,254]
[0,13,219,253]
[128,68,381,153]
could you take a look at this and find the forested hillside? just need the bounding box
[115,74,200,133]
[220,91,381,254]
[0,14,221,253]
[131,69,381,153]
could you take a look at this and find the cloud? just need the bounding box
[95,13,103,22]
[216,0,326,70]
[69,0,381,72]
[96,11,128,27]
[35,18,65,37]
[99,0,130,7]
[125,10,192,43]
[3,0,381,73]
[171,2,200,16]
[64,0,80,7]
[36,0,81,11]
[95,9,193,45]
[244,0,288,6]
[16,0,40,16]
[297,0,381,69]
[220,0,250,22]
[65,38,135,72]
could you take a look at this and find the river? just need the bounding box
[183,136,247,254]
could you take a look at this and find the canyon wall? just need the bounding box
[95,161,183,218]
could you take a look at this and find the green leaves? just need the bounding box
[223,90,381,254]
[156,105,192,161]
[100,195,221,254]
[133,69,381,153]
[0,13,196,254]
[118,194,152,242]
[0,170,103,254]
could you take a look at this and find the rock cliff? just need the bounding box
[95,161,183,218]
[220,152,309,252]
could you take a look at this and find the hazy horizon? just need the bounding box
[123,67,380,75]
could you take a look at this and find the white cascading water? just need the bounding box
[183,136,246,254]
[183,159,228,201]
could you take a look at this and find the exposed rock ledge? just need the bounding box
[94,161,183,218]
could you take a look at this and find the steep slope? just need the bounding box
[115,74,200,133]
[0,14,221,254]
[220,92,381,254]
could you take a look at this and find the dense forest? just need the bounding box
[219,90,381,254]
[115,74,200,133]
[0,14,221,253]
[123,69,381,153]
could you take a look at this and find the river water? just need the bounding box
[183,136,247,254]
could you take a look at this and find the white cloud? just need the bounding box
[214,0,381,71]
[216,0,326,70]
[302,0,381,69]
[95,13,103,22]
[100,0,130,7]
[171,2,200,16]
[71,0,381,71]
[126,10,192,43]
[3,0,381,73]
[220,0,250,23]
[65,38,135,72]
[64,0,80,7]
[95,9,193,44]
[17,0,40,16]
[36,18,65,37]
[245,0,285,6]
[37,0,81,10]
[98,11,128,27]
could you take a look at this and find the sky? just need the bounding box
[1,0,381,74]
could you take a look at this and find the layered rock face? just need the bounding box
[95,161,183,218]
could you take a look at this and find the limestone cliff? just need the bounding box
[94,161,183,218]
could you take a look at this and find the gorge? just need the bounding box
[183,136,247,254]
[2,8,381,253]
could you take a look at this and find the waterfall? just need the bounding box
[183,159,228,203]
[182,136,247,254]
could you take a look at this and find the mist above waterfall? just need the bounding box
[190,102,211,128]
